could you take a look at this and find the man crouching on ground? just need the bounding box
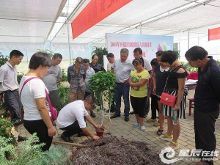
[57,95,100,142]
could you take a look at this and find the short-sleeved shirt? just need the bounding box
[0,62,19,92]
[43,65,61,91]
[140,57,152,71]
[19,76,49,120]
[56,100,89,128]
[130,69,150,97]
[67,65,86,92]
[107,63,114,72]
[114,60,134,83]
[165,66,187,92]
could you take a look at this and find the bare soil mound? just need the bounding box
[71,135,164,165]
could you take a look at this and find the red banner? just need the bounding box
[208,27,220,41]
[71,0,131,39]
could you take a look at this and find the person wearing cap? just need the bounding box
[67,57,86,102]
[57,95,101,142]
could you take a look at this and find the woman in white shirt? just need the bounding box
[19,52,56,151]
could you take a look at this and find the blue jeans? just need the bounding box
[114,83,130,117]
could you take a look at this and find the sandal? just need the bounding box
[156,129,163,136]
[169,141,178,149]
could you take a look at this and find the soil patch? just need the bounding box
[71,135,164,165]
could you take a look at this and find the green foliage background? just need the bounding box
[0,134,70,165]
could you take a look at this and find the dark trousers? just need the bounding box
[4,90,22,120]
[49,90,61,110]
[114,83,130,117]
[61,121,82,137]
[194,109,219,164]
[23,120,53,151]
[85,90,92,98]
[151,94,159,119]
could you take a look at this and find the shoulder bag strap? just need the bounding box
[45,89,53,109]
[19,77,38,96]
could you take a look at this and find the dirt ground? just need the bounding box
[71,135,164,165]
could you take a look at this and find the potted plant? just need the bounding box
[89,71,115,134]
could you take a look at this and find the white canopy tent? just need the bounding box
[1,0,220,65]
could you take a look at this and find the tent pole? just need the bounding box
[139,23,142,34]
[67,22,72,64]
[66,0,72,65]
[187,30,190,49]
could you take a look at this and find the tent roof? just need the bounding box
[54,0,220,43]
[0,0,65,43]
[0,0,220,44]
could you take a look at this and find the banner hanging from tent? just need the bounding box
[71,0,131,39]
[208,27,220,41]
[106,33,173,62]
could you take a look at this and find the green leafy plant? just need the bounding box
[0,55,8,67]
[182,62,198,72]
[58,84,69,109]
[61,69,68,82]
[0,118,14,139]
[0,134,70,165]
[89,71,115,124]
[17,72,24,84]
[92,47,108,66]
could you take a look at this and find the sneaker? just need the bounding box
[124,116,129,122]
[156,129,164,136]
[61,134,73,142]
[132,123,140,128]
[153,121,159,127]
[110,114,121,119]
[169,141,179,149]
[140,125,146,131]
[161,134,172,142]
[17,136,27,142]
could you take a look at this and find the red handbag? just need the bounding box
[160,92,176,107]
[159,69,177,107]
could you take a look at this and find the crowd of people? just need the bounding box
[0,46,219,165]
